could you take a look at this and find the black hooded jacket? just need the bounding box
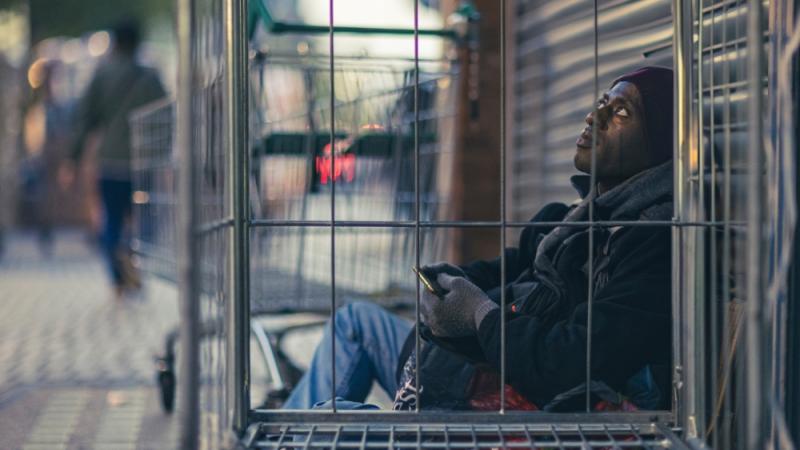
[393,161,674,411]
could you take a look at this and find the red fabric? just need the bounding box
[467,368,640,450]
[467,368,539,411]
[466,367,641,413]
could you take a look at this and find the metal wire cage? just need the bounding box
[673,0,799,448]
[127,0,800,449]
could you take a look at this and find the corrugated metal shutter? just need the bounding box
[511,0,673,219]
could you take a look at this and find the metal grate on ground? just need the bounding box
[244,422,686,449]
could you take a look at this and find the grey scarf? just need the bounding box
[532,161,674,301]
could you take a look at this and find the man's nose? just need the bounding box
[585,107,608,129]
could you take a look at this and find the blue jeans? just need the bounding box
[282,302,662,411]
[283,302,412,409]
[99,178,132,287]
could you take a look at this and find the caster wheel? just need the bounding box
[156,358,176,413]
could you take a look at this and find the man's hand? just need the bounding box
[420,273,497,337]
[421,262,467,279]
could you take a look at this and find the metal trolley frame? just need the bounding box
[128,0,799,448]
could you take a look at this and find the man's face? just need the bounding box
[574,81,653,181]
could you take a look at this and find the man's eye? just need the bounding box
[615,107,629,117]
[596,99,606,108]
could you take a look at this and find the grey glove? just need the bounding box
[421,262,467,279]
[420,273,498,337]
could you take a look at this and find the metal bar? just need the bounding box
[196,217,235,235]
[249,410,675,425]
[701,34,757,54]
[680,0,700,438]
[129,96,176,121]
[694,0,708,439]
[227,0,251,434]
[252,52,451,64]
[249,219,743,228]
[745,0,766,447]
[413,0,422,415]
[672,0,693,435]
[499,0,507,414]
[707,1,720,446]
[176,0,199,446]
[719,1,734,446]
[585,0,599,413]
[250,320,286,392]
[659,425,694,450]
[268,23,458,39]
[701,79,751,93]
[329,0,338,413]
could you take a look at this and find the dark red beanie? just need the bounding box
[611,66,674,162]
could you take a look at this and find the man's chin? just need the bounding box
[574,151,591,174]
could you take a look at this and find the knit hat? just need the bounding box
[611,66,674,162]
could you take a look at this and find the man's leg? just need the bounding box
[282,302,412,409]
[99,179,127,289]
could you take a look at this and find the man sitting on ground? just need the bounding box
[281,66,674,412]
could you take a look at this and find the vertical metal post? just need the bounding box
[672,0,693,434]
[693,0,707,438]
[226,0,251,434]
[720,3,734,446]
[413,0,422,414]
[328,0,337,413]
[176,0,199,447]
[585,0,599,412]
[499,0,507,414]
[707,3,720,446]
[745,0,766,446]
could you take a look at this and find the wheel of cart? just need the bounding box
[152,315,328,413]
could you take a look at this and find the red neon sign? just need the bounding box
[315,139,356,185]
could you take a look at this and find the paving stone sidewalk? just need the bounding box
[0,229,181,449]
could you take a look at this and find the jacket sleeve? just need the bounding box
[459,203,570,292]
[459,247,525,292]
[475,227,672,407]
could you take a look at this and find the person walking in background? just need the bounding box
[20,61,73,257]
[70,18,166,299]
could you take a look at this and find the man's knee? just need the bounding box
[334,301,385,341]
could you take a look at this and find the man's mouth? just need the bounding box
[576,128,596,149]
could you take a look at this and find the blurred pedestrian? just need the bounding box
[21,60,71,256]
[70,18,166,298]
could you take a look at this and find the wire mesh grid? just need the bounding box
[197,38,231,450]
[131,98,177,281]
[189,0,232,448]
[663,0,800,448]
[248,55,458,312]
[675,0,774,448]
[244,422,686,450]
[245,0,681,431]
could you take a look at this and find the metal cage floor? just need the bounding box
[244,422,687,449]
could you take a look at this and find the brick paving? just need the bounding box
[0,228,400,449]
[0,229,180,449]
